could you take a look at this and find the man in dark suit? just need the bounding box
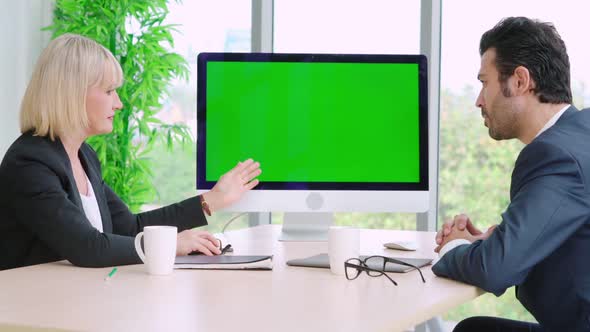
[433,17,590,331]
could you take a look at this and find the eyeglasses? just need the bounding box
[344,255,426,285]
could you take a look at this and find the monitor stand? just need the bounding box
[278,212,334,242]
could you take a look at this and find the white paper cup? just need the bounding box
[328,226,360,275]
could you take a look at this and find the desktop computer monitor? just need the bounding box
[196,52,429,240]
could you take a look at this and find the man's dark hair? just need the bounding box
[480,16,572,104]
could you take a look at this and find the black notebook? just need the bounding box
[174,255,273,270]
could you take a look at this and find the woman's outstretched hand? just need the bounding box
[202,159,261,214]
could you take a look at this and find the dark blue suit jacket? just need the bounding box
[433,106,590,331]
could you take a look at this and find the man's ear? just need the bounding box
[513,66,534,95]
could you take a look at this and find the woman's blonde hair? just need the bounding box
[20,33,123,140]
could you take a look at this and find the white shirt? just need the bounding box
[80,176,103,232]
[439,104,571,258]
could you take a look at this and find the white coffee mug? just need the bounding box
[328,226,360,276]
[134,226,178,275]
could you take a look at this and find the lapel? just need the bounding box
[54,137,113,234]
[54,138,84,210]
[79,145,113,234]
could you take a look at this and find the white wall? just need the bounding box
[0,0,53,158]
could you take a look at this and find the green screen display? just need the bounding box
[204,61,421,183]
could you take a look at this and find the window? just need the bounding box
[148,1,252,232]
[274,0,420,54]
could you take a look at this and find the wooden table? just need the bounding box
[0,225,483,332]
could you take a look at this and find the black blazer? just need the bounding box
[0,133,207,270]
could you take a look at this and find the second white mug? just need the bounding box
[134,226,177,275]
[328,226,360,276]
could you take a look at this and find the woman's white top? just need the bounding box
[80,176,103,232]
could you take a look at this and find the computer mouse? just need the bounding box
[383,240,418,251]
[188,246,233,255]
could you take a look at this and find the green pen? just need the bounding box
[104,267,118,281]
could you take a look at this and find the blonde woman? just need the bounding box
[0,34,261,270]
